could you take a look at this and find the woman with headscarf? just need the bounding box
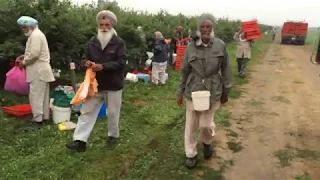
[152,31,169,85]
[233,28,254,78]
[177,13,233,168]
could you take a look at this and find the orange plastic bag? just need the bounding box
[70,68,98,105]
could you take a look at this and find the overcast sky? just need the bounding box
[73,0,319,27]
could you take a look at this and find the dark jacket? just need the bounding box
[153,39,168,63]
[82,35,126,91]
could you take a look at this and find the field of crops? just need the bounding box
[0,0,273,179]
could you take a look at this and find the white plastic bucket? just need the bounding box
[125,73,138,82]
[49,98,54,109]
[172,54,177,64]
[191,91,211,111]
[52,106,71,124]
[146,51,154,59]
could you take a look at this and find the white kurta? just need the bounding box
[23,27,55,122]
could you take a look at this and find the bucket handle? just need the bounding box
[190,81,209,93]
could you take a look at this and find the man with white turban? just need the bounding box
[66,10,126,152]
[177,13,233,168]
[16,16,55,128]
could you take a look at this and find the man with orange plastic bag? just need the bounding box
[16,16,55,128]
[66,10,126,152]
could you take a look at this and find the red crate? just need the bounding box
[242,20,259,33]
[246,29,262,40]
[2,104,32,118]
[175,45,188,70]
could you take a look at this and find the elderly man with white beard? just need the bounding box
[16,16,55,129]
[177,13,233,168]
[66,10,126,152]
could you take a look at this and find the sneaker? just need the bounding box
[66,140,86,152]
[22,121,45,132]
[185,156,197,169]
[203,143,213,160]
[106,136,118,149]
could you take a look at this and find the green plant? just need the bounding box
[0,0,269,71]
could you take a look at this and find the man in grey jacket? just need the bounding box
[177,13,233,168]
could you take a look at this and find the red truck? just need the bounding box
[281,21,308,45]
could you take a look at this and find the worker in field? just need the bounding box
[66,10,126,152]
[177,13,233,169]
[271,28,276,40]
[169,26,185,66]
[152,31,169,85]
[233,28,254,78]
[16,16,55,128]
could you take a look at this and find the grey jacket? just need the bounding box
[177,37,233,104]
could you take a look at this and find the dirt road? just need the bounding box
[216,39,320,180]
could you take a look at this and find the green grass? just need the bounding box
[295,173,312,180]
[0,35,271,180]
[275,146,320,167]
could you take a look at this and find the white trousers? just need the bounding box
[184,100,220,158]
[73,90,122,142]
[29,78,50,122]
[152,62,167,85]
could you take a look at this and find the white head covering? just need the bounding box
[197,13,217,29]
[96,10,117,26]
[154,31,163,39]
[17,16,38,27]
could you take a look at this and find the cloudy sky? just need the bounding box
[73,0,319,27]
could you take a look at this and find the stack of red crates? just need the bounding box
[241,20,262,40]
[175,37,190,71]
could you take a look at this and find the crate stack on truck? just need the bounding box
[281,21,308,45]
[241,20,262,40]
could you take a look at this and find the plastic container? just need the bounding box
[125,73,138,82]
[58,121,76,131]
[191,91,211,111]
[242,20,259,33]
[77,103,107,119]
[175,37,190,71]
[172,54,177,64]
[98,103,107,119]
[246,29,262,40]
[136,73,150,83]
[2,104,32,118]
[164,73,169,81]
[52,106,71,124]
[175,45,188,70]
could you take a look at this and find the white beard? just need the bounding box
[24,30,32,37]
[195,30,215,46]
[97,29,115,49]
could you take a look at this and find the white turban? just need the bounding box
[96,10,117,26]
[17,16,38,27]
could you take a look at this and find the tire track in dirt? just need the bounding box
[217,40,320,180]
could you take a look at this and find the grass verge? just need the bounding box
[0,35,271,180]
[275,146,320,167]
